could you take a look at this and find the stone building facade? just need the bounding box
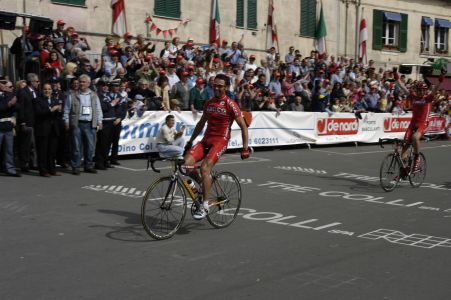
[1,0,450,68]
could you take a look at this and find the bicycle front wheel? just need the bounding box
[141,177,187,240]
[409,152,427,187]
[206,171,242,228]
[379,153,401,192]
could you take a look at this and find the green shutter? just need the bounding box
[237,0,244,27]
[300,0,316,37]
[247,0,257,29]
[399,13,408,52]
[372,9,383,50]
[52,0,85,6]
[154,0,166,16]
[154,0,180,18]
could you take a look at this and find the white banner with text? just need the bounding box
[118,111,448,155]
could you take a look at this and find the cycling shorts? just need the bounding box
[188,136,228,165]
[403,121,427,143]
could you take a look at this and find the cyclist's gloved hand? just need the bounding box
[241,148,251,160]
[184,141,193,156]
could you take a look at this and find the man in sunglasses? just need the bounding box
[183,74,250,220]
[0,80,21,176]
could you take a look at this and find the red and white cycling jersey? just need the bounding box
[203,94,241,140]
[409,92,434,125]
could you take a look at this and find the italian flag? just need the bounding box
[210,0,221,48]
[315,3,327,55]
[111,0,126,36]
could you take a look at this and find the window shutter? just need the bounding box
[247,0,257,29]
[52,0,85,6]
[372,9,383,50]
[154,0,180,18]
[399,13,408,52]
[236,0,244,27]
[154,0,166,16]
[300,0,316,37]
[166,0,181,19]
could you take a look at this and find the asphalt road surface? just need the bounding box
[1,140,450,300]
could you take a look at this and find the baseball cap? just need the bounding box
[213,57,220,63]
[57,20,65,25]
[71,32,79,38]
[196,78,205,85]
[54,37,65,44]
[159,70,167,76]
[123,32,132,38]
[187,41,193,47]
[181,71,189,77]
[250,54,256,59]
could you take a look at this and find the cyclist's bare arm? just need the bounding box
[235,116,249,150]
[187,114,207,145]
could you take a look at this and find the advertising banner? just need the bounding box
[118,111,448,155]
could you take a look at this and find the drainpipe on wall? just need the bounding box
[344,0,349,57]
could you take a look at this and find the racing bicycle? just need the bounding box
[141,157,242,240]
[378,138,427,192]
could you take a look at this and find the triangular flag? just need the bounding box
[150,23,157,32]
[156,28,162,36]
[145,16,152,23]
[162,30,168,39]
[169,28,176,37]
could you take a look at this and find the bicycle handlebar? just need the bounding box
[147,156,189,174]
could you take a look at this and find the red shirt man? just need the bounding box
[184,74,250,219]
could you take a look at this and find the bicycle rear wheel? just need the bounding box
[379,153,401,192]
[409,152,427,187]
[206,171,242,228]
[141,177,187,240]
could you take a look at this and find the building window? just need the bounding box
[382,20,399,47]
[300,0,316,38]
[373,10,408,52]
[51,0,85,6]
[421,17,432,53]
[236,0,257,30]
[154,0,180,19]
[435,19,450,54]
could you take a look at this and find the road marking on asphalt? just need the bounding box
[358,229,451,249]
[235,208,451,250]
[0,201,28,214]
[257,181,451,215]
[311,143,451,156]
[334,172,451,191]
[274,166,327,174]
[114,155,270,172]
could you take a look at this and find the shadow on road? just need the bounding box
[94,209,207,242]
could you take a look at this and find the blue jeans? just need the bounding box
[71,122,97,169]
[0,130,17,174]
[157,137,185,158]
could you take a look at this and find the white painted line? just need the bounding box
[114,156,271,172]
[311,143,451,156]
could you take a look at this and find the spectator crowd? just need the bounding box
[0,19,450,177]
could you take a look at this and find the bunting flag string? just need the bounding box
[144,15,191,37]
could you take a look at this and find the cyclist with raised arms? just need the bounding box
[184,74,250,220]
[395,67,447,173]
